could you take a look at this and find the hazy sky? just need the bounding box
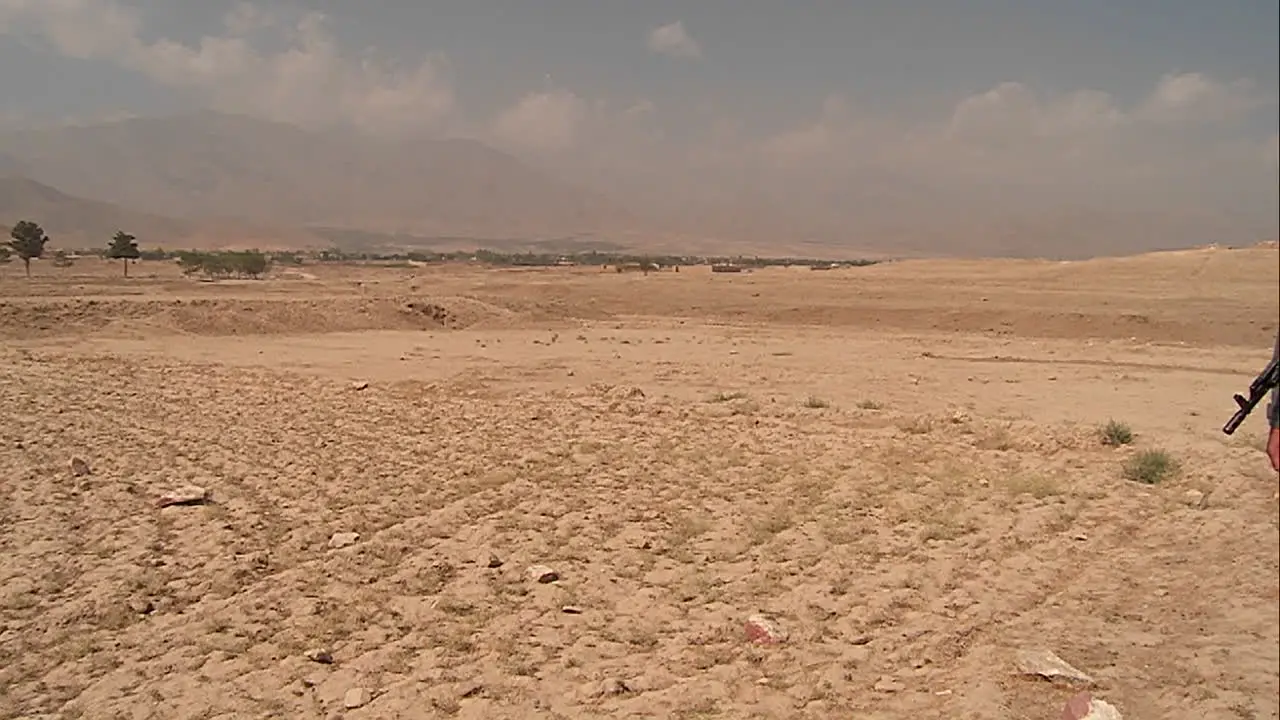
[1,0,1277,249]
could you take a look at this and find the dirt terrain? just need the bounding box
[0,247,1277,720]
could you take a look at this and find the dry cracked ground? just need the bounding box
[0,248,1277,720]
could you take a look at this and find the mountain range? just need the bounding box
[0,112,643,254]
[0,111,1273,259]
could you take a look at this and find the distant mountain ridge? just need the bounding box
[0,176,192,247]
[0,111,1273,259]
[0,112,636,243]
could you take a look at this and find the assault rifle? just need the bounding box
[1222,355,1279,435]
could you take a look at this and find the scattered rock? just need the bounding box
[873,676,905,693]
[486,553,504,569]
[351,381,369,391]
[1062,691,1123,719]
[561,605,583,615]
[608,385,645,400]
[156,485,210,508]
[598,678,630,696]
[527,565,559,583]
[743,614,787,644]
[1183,489,1207,509]
[328,532,360,549]
[459,682,483,699]
[69,457,91,477]
[127,597,154,615]
[343,688,372,709]
[1016,648,1095,685]
[304,648,334,664]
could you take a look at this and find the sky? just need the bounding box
[0,0,1277,249]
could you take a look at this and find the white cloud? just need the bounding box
[490,88,588,153]
[0,1,1273,251]
[0,0,457,134]
[648,21,701,59]
[755,72,1269,183]
[1136,72,1266,124]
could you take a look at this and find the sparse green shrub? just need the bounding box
[1100,420,1134,447]
[1123,449,1178,485]
[177,250,271,279]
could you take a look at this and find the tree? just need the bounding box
[7,220,48,278]
[106,231,141,277]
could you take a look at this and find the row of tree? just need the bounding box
[4,220,140,278]
[4,221,268,279]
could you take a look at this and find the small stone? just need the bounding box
[1183,489,1207,509]
[156,485,210,508]
[70,457,91,477]
[127,597,154,615]
[1016,648,1094,685]
[561,605,583,614]
[527,565,559,583]
[328,532,360,549]
[343,688,371,709]
[304,648,333,664]
[459,682,483,699]
[351,381,369,391]
[598,678,630,696]
[1061,691,1123,720]
[743,614,787,644]
[873,676,905,693]
[487,554,504,569]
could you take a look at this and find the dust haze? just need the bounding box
[1,3,1279,720]
[0,1,1276,257]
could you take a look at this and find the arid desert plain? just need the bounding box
[1,246,1278,720]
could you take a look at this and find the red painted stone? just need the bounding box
[743,614,786,644]
[1062,692,1094,720]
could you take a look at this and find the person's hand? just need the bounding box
[1268,427,1280,473]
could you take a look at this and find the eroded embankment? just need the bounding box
[0,296,530,339]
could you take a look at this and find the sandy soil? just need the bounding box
[0,249,1277,720]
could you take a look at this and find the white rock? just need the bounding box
[328,532,360,549]
[343,687,371,709]
[1015,648,1094,684]
[156,485,210,508]
[527,565,559,583]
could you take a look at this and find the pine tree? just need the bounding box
[106,231,141,277]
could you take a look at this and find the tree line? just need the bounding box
[3,220,271,279]
[5,218,882,277]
